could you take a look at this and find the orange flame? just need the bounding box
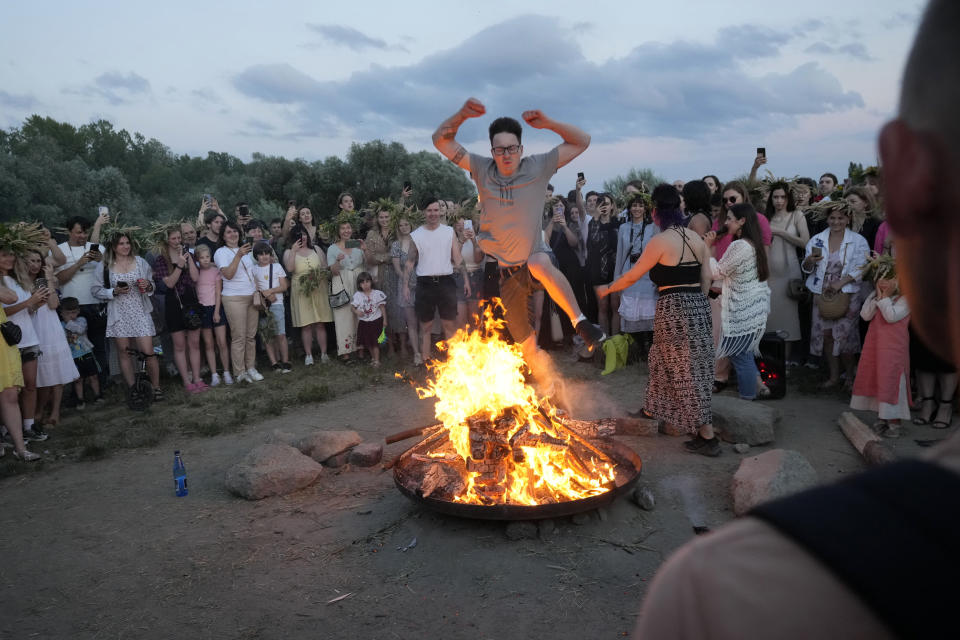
[414,302,616,505]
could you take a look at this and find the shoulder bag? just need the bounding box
[328,273,350,309]
[1,321,21,346]
[816,243,851,320]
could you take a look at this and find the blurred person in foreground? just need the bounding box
[633,3,960,637]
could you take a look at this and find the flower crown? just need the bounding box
[0,222,46,255]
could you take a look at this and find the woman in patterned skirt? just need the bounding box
[597,184,718,456]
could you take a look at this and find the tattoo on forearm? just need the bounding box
[452,146,466,164]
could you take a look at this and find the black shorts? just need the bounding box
[415,275,457,323]
[74,353,101,377]
[164,291,201,333]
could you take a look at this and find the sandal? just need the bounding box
[712,380,728,394]
[932,397,956,429]
[870,420,889,435]
[912,396,937,425]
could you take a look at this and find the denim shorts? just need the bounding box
[201,305,228,329]
[267,302,285,336]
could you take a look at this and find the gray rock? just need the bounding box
[596,507,609,522]
[505,521,538,540]
[537,518,557,539]
[225,444,322,500]
[713,396,780,445]
[734,443,751,454]
[731,449,818,516]
[632,486,656,511]
[348,443,383,467]
[322,451,351,468]
[297,430,362,463]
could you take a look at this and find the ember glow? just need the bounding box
[412,303,617,506]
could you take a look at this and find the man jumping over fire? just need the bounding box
[432,97,606,379]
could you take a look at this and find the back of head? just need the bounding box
[900,0,960,162]
[682,180,711,214]
[652,183,683,228]
[882,0,960,366]
[60,296,80,312]
[488,117,522,145]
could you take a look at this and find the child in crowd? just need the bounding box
[59,297,102,408]
[851,258,911,438]
[194,244,232,385]
[252,242,291,373]
[351,271,387,367]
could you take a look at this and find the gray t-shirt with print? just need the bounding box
[468,148,559,267]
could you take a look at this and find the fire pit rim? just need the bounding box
[393,435,643,521]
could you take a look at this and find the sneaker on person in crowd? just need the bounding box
[13,449,41,462]
[271,362,282,372]
[235,372,251,384]
[304,355,314,366]
[210,372,222,387]
[280,362,293,373]
[247,368,264,382]
[23,427,48,442]
[320,354,330,364]
[223,371,235,385]
[683,434,721,457]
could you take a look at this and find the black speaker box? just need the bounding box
[756,331,787,399]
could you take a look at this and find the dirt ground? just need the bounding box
[0,355,944,639]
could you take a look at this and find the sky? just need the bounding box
[0,0,924,195]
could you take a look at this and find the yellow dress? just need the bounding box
[0,306,24,390]
[290,250,333,326]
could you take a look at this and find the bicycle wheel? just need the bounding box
[127,377,154,411]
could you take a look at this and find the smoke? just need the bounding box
[658,474,709,527]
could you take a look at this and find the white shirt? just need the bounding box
[251,262,286,305]
[411,224,455,277]
[214,247,256,296]
[2,276,40,348]
[56,241,105,305]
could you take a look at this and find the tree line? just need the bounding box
[0,115,477,228]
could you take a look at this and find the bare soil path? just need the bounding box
[0,359,942,639]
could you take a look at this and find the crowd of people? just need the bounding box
[0,113,956,463]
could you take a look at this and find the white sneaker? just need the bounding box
[413,353,423,366]
[320,353,330,364]
[304,355,314,366]
[223,371,235,385]
[235,372,251,384]
[210,373,222,387]
[247,368,264,382]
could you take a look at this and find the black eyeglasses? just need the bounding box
[491,145,521,156]
[726,196,740,203]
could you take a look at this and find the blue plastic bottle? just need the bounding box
[173,450,188,497]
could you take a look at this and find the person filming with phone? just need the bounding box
[214,220,263,383]
[55,214,108,388]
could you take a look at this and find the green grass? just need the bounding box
[0,351,404,475]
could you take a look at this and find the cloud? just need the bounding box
[64,71,151,105]
[233,15,864,144]
[306,24,408,52]
[804,41,874,61]
[0,90,38,109]
[883,9,921,29]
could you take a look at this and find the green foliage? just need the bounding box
[0,115,475,230]
[603,167,666,204]
[848,161,865,185]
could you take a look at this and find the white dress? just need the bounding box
[33,304,79,387]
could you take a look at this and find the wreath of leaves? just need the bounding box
[0,222,47,255]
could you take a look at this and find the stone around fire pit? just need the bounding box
[297,430,362,463]
[225,444,322,500]
[712,396,780,445]
[348,443,383,467]
[731,449,818,516]
[505,521,538,540]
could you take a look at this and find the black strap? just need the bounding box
[751,459,960,639]
[672,226,701,267]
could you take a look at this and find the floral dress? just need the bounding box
[388,239,417,327]
[810,249,863,356]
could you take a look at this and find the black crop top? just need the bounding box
[649,227,702,287]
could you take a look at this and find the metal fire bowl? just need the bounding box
[393,436,643,521]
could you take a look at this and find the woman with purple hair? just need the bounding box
[597,184,718,456]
